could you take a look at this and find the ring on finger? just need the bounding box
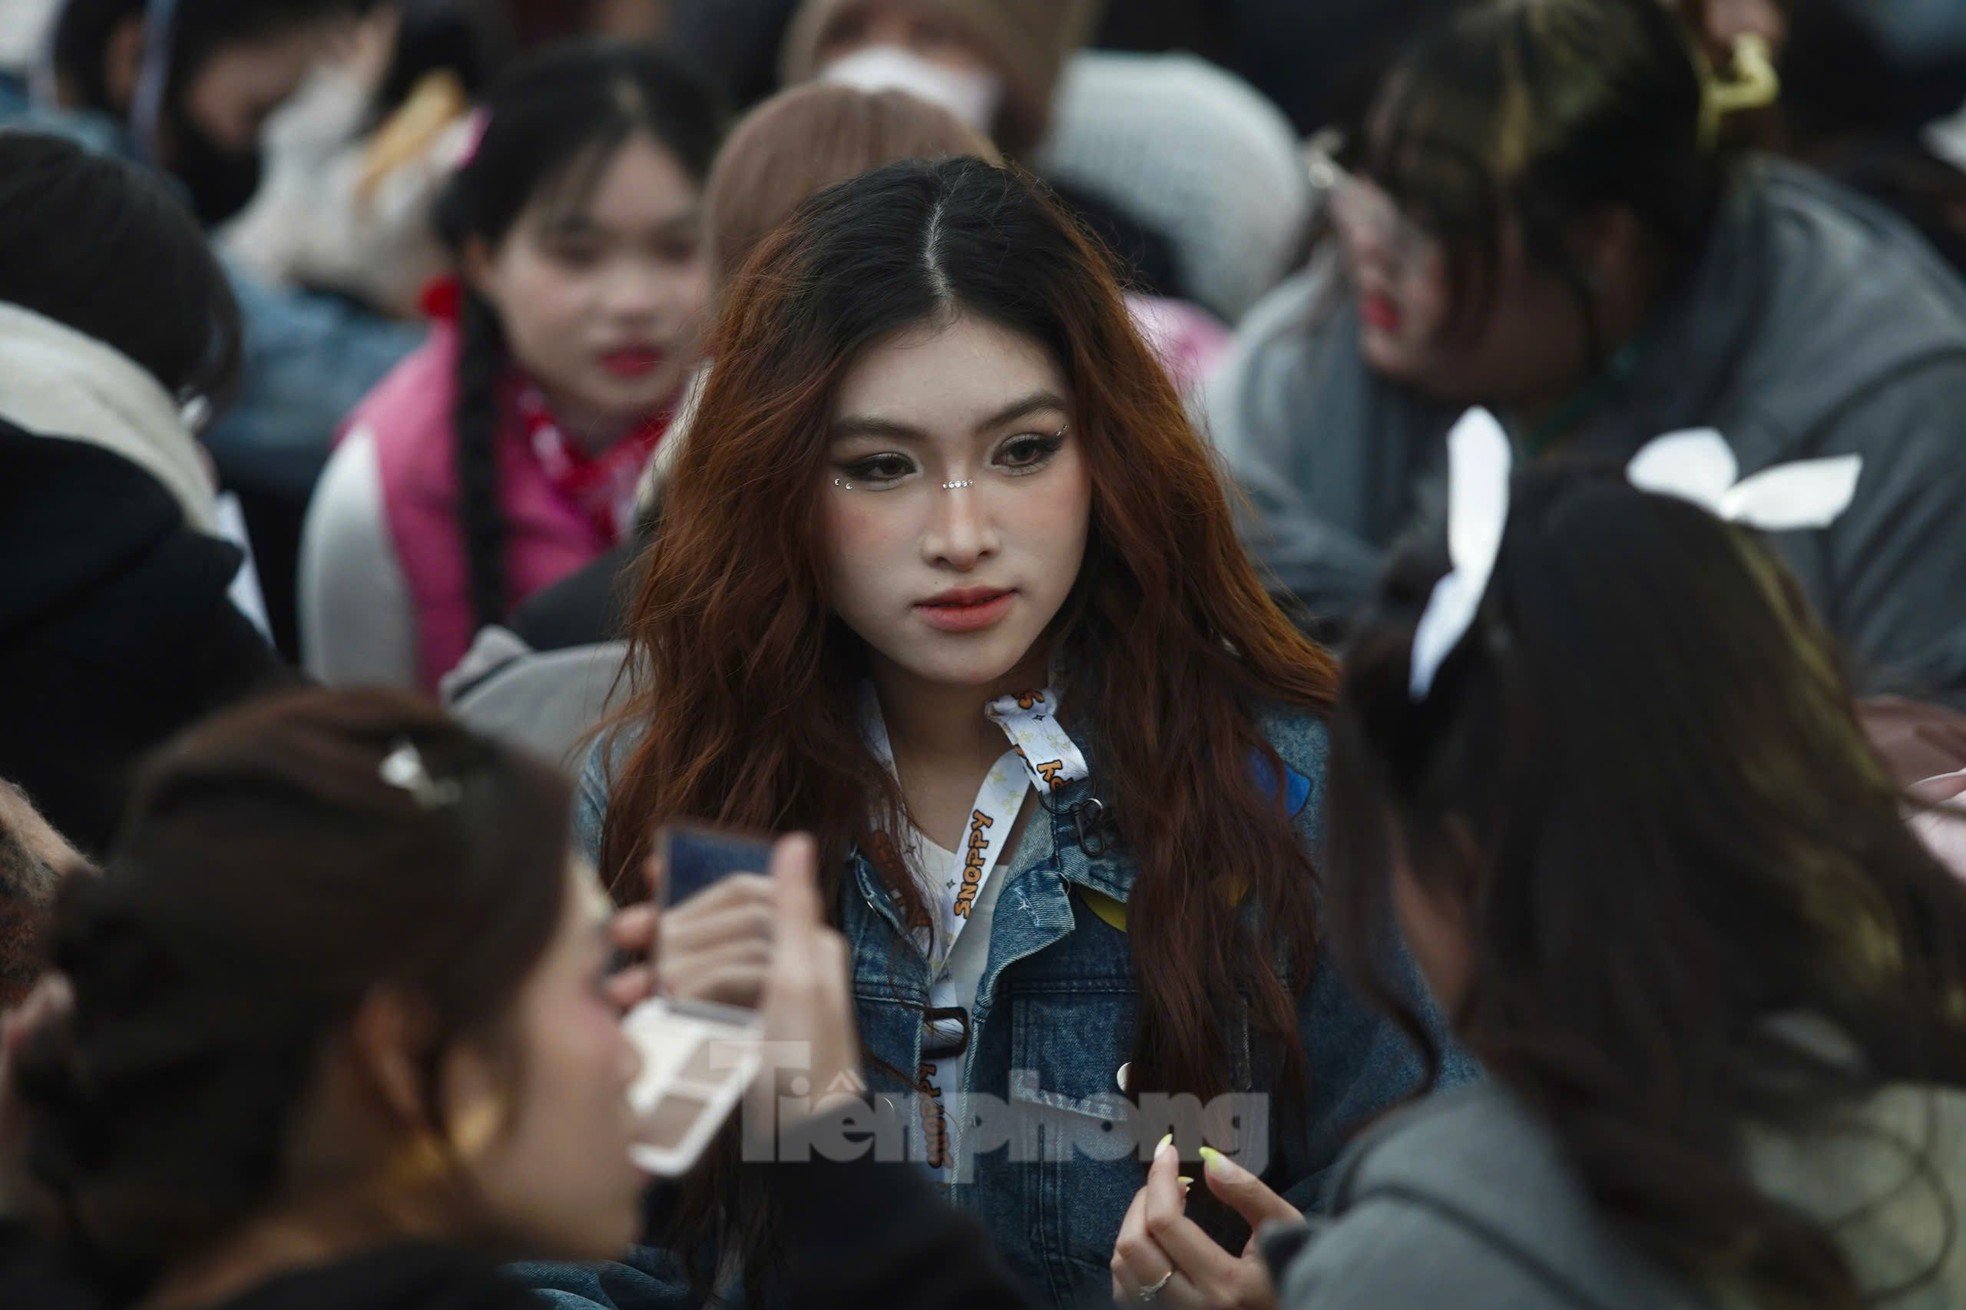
[1137,1270,1174,1301]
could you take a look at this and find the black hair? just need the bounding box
[433,39,724,631]
[1326,462,1966,1308]
[1357,0,1725,359]
[0,129,241,411]
[12,688,571,1298]
[51,0,365,116]
[374,0,511,118]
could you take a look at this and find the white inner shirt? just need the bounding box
[907,801,1034,1179]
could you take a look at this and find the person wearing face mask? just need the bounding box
[1205,0,1966,709]
[301,41,724,693]
[1,0,427,654]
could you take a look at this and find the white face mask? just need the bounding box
[820,45,1004,131]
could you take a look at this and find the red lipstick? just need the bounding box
[600,345,665,379]
[915,587,1016,634]
[1360,290,1403,333]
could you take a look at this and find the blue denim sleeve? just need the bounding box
[202,261,423,498]
[574,733,616,866]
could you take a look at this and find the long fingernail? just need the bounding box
[1199,1146,1242,1179]
[1178,1175,1193,1191]
[1155,1132,1174,1156]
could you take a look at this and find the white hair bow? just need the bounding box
[1406,418,1864,702]
[1409,408,1513,700]
[1625,429,1862,529]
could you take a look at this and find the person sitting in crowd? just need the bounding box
[1103,423,1966,1306]
[301,40,724,692]
[0,687,994,1310]
[0,130,290,857]
[3,687,639,1306]
[1208,0,1966,708]
[542,155,1467,1310]
[10,0,426,651]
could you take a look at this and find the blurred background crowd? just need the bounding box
[3,1,1966,1307]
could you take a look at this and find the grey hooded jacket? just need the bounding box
[1206,158,1966,706]
[1272,1020,1966,1310]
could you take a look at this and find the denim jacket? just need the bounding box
[534,705,1473,1309]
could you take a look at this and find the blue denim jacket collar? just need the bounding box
[841,727,1131,991]
[840,707,1322,1008]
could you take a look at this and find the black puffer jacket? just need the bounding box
[0,418,293,855]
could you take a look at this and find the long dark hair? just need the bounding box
[433,40,723,631]
[602,156,1339,1296]
[1326,462,1966,1307]
[1355,0,1726,356]
[13,689,571,1299]
[0,129,241,416]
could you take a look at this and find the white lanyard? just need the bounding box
[861,684,1089,975]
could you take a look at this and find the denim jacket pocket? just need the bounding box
[1003,983,1145,1283]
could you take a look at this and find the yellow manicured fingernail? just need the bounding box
[1199,1146,1237,1178]
[1178,1175,1193,1188]
[1156,1132,1173,1154]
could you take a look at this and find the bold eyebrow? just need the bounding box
[829,391,1069,443]
[830,416,927,443]
[980,391,1069,430]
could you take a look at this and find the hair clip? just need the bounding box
[441,107,492,173]
[379,740,463,809]
[1409,408,1512,702]
[177,393,212,435]
[1698,33,1779,149]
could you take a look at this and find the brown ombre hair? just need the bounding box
[601,156,1337,1288]
[704,83,998,287]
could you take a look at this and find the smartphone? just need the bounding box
[656,823,776,908]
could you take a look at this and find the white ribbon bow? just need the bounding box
[1625,429,1862,529]
[1409,408,1513,700]
[1406,417,1864,702]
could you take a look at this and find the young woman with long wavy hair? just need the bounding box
[553,157,1465,1309]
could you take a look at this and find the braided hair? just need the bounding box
[432,41,724,632]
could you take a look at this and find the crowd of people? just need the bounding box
[1,0,1965,1307]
